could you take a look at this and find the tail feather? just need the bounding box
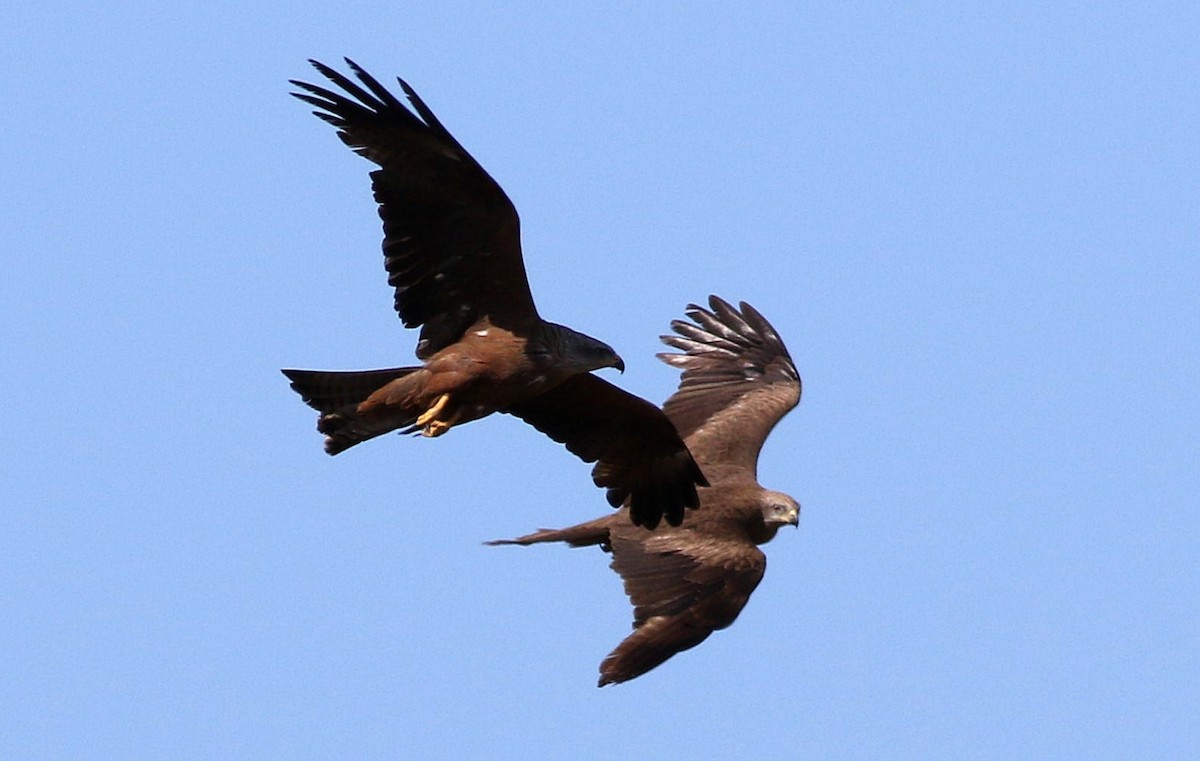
[281,367,418,413]
[281,367,421,454]
[485,515,616,549]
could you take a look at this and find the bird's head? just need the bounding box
[553,324,625,374]
[761,491,800,530]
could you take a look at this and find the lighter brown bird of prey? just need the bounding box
[282,59,706,528]
[490,296,802,685]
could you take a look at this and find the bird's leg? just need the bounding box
[415,393,450,427]
[422,408,462,437]
[415,393,461,437]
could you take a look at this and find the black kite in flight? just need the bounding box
[281,59,706,528]
[489,296,802,685]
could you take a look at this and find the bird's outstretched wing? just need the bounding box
[506,374,707,529]
[292,59,539,358]
[658,295,801,476]
[598,526,766,686]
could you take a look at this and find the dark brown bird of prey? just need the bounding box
[489,296,801,685]
[282,59,706,528]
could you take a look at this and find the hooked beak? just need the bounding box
[611,355,626,374]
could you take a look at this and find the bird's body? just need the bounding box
[491,296,802,684]
[286,319,603,450]
[283,59,706,527]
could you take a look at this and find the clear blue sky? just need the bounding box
[3,2,1197,758]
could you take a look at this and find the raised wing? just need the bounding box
[658,296,800,477]
[599,527,766,686]
[292,59,540,358]
[506,374,707,529]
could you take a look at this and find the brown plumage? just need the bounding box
[282,59,705,528]
[489,296,802,685]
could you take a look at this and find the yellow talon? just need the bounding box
[415,393,451,427]
[422,408,462,437]
[416,394,462,437]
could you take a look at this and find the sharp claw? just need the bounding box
[417,394,462,437]
[415,393,450,427]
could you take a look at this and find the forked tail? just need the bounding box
[281,367,421,454]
